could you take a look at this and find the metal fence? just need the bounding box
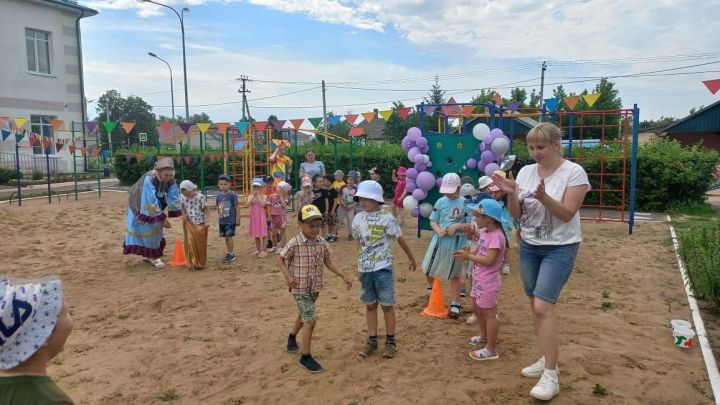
[0,152,69,174]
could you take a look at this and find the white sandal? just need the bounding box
[149,258,165,268]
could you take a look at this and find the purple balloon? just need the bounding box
[467,158,478,169]
[406,181,417,192]
[407,147,420,163]
[481,150,495,164]
[416,137,428,147]
[407,127,422,140]
[406,168,418,180]
[478,161,487,172]
[436,177,443,187]
[412,188,427,201]
[416,163,428,172]
[426,161,432,168]
[401,136,411,152]
[411,208,420,218]
[420,144,429,153]
[490,128,504,140]
[413,153,425,163]
[416,171,435,191]
[484,162,500,176]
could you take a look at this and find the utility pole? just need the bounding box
[106,99,113,155]
[238,75,251,121]
[538,61,547,122]
[321,80,327,145]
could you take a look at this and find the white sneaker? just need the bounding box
[530,371,560,401]
[521,356,546,378]
[150,258,165,269]
[501,263,510,275]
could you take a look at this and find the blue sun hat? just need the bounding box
[470,199,504,223]
[0,276,63,370]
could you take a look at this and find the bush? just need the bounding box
[31,171,44,180]
[0,168,20,184]
[679,222,720,306]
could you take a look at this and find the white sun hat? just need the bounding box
[353,180,385,204]
[478,176,493,190]
[439,173,461,194]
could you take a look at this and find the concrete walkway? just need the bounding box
[0,178,119,196]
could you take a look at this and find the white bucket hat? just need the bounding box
[179,180,197,191]
[0,276,63,370]
[439,173,461,194]
[353,180,385,204]
[478,176,493,190]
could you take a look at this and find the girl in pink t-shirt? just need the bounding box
[391,167,408,226]
[453,199,506,361]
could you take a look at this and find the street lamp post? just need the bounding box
[148,52,175,119]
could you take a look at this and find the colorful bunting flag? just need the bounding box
[361,112,375,123]
[159,122,174,134]
[441,103,461,116]
[50,119,64,131]
[92,149,99,157]
[254,121,268,132]
[271,120,286,131]
[235,121,250,134]
[583,93,601,108]
[135,153,143,162]
[544,98,560,113]
[120,122,135,134]
[178,123,193,134]
[379,110,393,121]
[345,114,359,125]
[174,156,181,165]
[1,130,10,141]
[460,105,475,116]
[209,154,216,162]
[508,101,521,113]
[308,117,323,129]
[493,94,503,106]
[42,138,51,150]
[85,122,98,133]
[103,121,118,134]
[55,142,65,152]
[69,145,76,154]
[15,132,25,143]
[563,96,581,111]
[184,156,191,166]
[196,122,212,134]
[328,116,341,126]
[290,119,305,130]
[702,79,720,95]
[422,105,436,115]
[14,118,28,130]
[396,108,412,120]
[349,127,366,137]
[215,122,230,134]
[126,154,132,162]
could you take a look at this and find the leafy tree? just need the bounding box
[94,90,158,148]
[639,116,675,130]
[425,75,446,104]
[509,87,528,107]
[689,105,705,115]
[528,88,540,108]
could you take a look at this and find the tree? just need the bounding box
[382,101,412,143]
[528,88,540,108]
[639,116,675,130]
[94,90,158,149]
[509,87,528,107]
[425,75,446,104]
[689,105,705,115]
[157,113,210,124]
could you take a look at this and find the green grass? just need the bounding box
[668,202,719,232]
[678,222,720,307]
[158,389,179,402]
[593,383,609,395]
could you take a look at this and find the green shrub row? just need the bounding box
[679,222,720,306]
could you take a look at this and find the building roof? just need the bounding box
[40,0,98,16]
[661,99,720,133]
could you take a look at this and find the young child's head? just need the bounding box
[323,174,334,189]
[334,170,345,183]
[252,178,264,192]
[354,180,384,212]
[312,174,323,189]
[301,176,312,190]
[439,173,461,199]
[346,171,358,186]
[277,181,292,196]
[471,199,504,230]
[461,175,473,185]
[396,167,407,182]
[217,175,231,192]
[488,185,503,201]
[297,204,325,238]
[368,167,381,181]
[460,183,475,198]
[478,176,493,193]
[179,180,198,198]
[0,277,73,372]
[263,175,275,188]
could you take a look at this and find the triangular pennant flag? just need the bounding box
[92,149,99,157]
[702,79,720,95]
[215,122,230,134]
[103,121,119,134]
[42,138,51,150]
[159,122,174,134]
[349,127,366,137]
[146,155,155,163]
[14,118,28,130]
[441,104,461,116]
[396,108,412,120]
[80,147,87,156]
[344,114,359,125]
[544,98,560,113]
[361,112,375,123]
[209,154,216,162]
[120,121,135,134]
[85,121,98,133]
[50,119,64,131]
[0,117,6,128]
[254,121,268,132]
[126,154,132,162]
[290,119,305,130]
[174,156,181,165]
[272,120,287,131]
[493,94,503,106]
[135,153,143,162]
[178,123,193,134]
[55,142,65,152]
[379,110,393,121]
[508,101,521,113]
[196,122,212,134]
[423,105,436,115]
[328,116,341,126]
[563,95,581,111]
[308,117,323,129]
[224,152,229,160]
[69,145,76,154]
[461,105,476,116]
[583,93,601,108]
[15,132,25,143]
[184,156,191,166]
[235,121,250,134]
[1,130,10,141]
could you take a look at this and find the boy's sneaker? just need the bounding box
[298,354,323,373]
[449,304,461,319]
[530,371,560,400]
[286,334,299,353]
[521,356,559,378]
[266,240,273,249]
[382,342,396,358]
[359,339,378,357]
[502,263,511,275]
[223,253,236,263]
[348,235,354,241]
[460,287,467,297]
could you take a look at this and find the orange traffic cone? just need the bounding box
[170,239,187,267]
[421,278,448,318]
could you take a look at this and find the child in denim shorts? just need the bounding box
[352,180,417,359]
[278,204,352,373]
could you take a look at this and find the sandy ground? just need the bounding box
[0,192,713,404]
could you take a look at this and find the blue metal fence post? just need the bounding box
[628,104,640,235]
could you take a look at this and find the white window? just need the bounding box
[31,115,56,155]
[26,28,52,75]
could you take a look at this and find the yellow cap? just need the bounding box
[299,204,323,223]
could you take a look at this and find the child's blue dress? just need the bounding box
[421,196,471,280]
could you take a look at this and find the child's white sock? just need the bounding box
[544,368,558,378]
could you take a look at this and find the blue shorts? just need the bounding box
[219,224,236,237]
[359,268,395,306]
[519,240,579,304]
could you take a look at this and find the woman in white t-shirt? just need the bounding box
[298,149,326,180]
[493,123,590,401]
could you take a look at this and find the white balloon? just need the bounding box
[472,123,490,141]
[422,154,430,164]
[403,195,419,211]
[491,137,509,156]
[419,202,434,218]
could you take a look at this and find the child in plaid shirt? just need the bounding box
[278,204,352,373]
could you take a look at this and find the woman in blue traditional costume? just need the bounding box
[123,157,182,268]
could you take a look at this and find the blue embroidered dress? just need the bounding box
[123,172,181,258]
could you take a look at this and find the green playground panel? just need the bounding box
[418,132,480,231]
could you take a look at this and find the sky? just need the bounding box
[79,0,720,123]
